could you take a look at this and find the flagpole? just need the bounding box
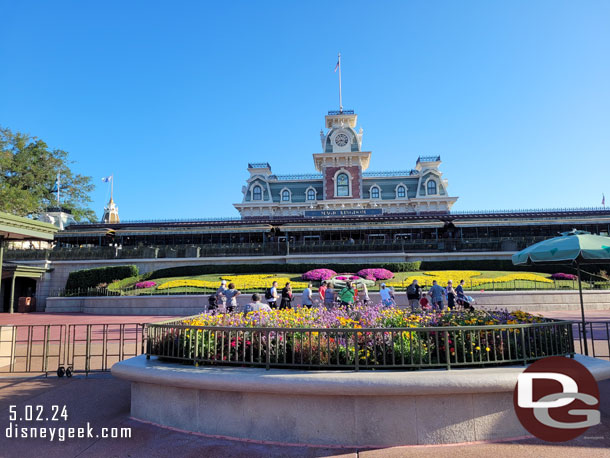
[56,173,60,206]
[111,175,114,201]
[338,52,343,113]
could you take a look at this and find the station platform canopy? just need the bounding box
[0,211,57,313]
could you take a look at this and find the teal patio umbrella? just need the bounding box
[512,230,610,356]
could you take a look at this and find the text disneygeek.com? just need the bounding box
[5,405,131,442]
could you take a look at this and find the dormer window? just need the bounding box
[307,188,316,201]
[427,180,437,195]
[370,186,380,199]
[252,185,262,201]
[281,190,290,201]
[397,186,406,198]
[336,173,349,197]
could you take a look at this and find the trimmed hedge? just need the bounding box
[144,262,421,280]
[65,265,139,290]
[419,260,610,281]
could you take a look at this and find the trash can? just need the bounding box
[17,297,33,313]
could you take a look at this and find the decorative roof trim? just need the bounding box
[363,170,418,177]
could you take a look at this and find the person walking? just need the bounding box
[338,281,356,308]
[446,280,456,310]
[215,279,228,311]
[301,282,313,308]
[455,279,474,311]
[266,280,279,309]
[318,281,327,305]
[360,282,370,305]
[324,282,336,308]
[242,293,271,313]
[428,280,444,311]
[224,283,241,313]
[455,279,465,297]
[406,279,422,312]
[379,283,394,307]
[280,282,293,310]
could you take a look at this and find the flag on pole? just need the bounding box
[603,194,606,207]
[51,174,60,192]
[101,176,112,183]
[334,59,340,72]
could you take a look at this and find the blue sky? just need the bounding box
[1,1,608,220]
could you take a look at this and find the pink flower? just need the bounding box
[302,269,337,281]
[135,281,157,289]
[357,268,394,281]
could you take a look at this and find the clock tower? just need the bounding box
[314,110,371,200]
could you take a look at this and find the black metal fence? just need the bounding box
[2,320,609,376]
[146,319,575,370]
[574,321,610,360]
[0,323,146,376]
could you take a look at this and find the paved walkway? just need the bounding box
[0,313,176,326]
[0,374,609,457]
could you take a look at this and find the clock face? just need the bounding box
[334,133,349,147]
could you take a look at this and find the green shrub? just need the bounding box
[65,265,139,290]
[107,275,141,292]
[145,262,421,280]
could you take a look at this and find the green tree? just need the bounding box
[0,126,96,221]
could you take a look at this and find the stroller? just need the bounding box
[208,293,218,311]
[457,293,475,311]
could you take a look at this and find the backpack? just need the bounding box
[264,288,273,300]
[406,284,417,296]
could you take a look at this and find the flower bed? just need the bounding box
[158,275,309,291]
[147,305,574,370]
[302,269,336,281]
[386,270,553,288]
[135,281,157,289]
[357,268,394,280]
[330,274,375,288]
[550,272,578,281]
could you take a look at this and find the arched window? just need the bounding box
[281,189,290,201]
[253,185,262,201]
[370,186,380,199]
[397,186,406,198]
[307,188,316,201]
[427,180,437,195]
[336,173,349,197]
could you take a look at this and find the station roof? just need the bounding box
[0,211,58,241]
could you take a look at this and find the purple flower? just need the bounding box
[357,268,394,281]
[302,269,337,281]
[136,281,156,289]
[550,273,577,281]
